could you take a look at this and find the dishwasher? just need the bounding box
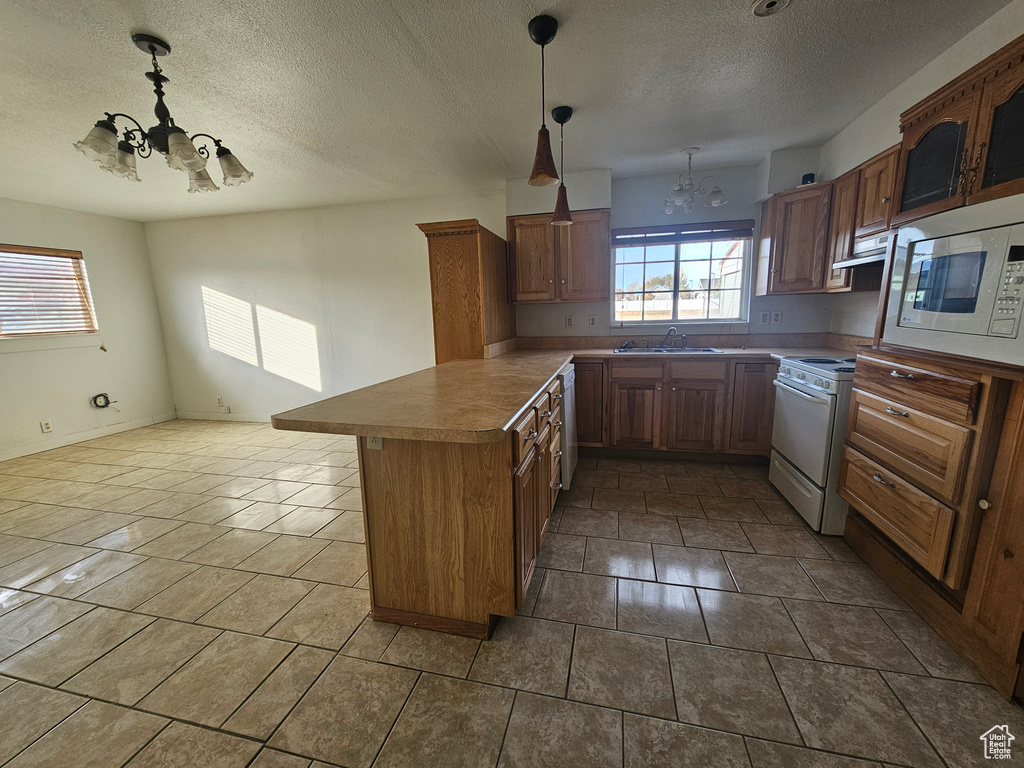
[557,362,578,489]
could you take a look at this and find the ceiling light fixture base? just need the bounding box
[131,33,171,56]
[528,15,558,46]
[551,105,573,125]
[750,0,792,18]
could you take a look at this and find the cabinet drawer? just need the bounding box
[853,355,982,425]
[838,447,955,578]
[847,389,973,505]
[609,361,664,380]
[534,392,553,431]
[513,409,539,465]
[547,378,563,400]
[667,360,729,380]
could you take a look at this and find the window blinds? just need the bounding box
[0,246,98,336]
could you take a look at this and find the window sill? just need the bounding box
[0,332,103,355]
[610,320,750,334]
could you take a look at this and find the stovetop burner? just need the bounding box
[800,358,841,364]
[834,367,856,373]
[841,358,856,363]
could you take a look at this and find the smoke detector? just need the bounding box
[751,0,792,17]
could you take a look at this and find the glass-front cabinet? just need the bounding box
[970,70,1024,204]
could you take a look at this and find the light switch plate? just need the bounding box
[759,311,771,325]
[565,315,574,329]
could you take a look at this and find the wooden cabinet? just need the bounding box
[728,361,778,453]
[761,183,833,295]
[508,208,611,303]
[663,379,727,451]
[417,219,516,364]
[970,62,1024,205]
[574,361,604,446]
[609,380,661,449]
[514,444,539,606]
[854,147,899,238]
[826,170,859,292]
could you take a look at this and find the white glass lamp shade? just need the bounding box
[217,149,253,186]
[187,168,219,193]
[165,127,207,171]
[706,186,728,207]
[104,141,141,182]
[73,119,118,167]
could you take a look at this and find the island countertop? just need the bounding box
[271,351,573,444]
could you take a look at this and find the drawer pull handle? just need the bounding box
[552,393,563,401]
[873,472,896,489]
[554,450,563,458]
[541,410,552,418]
[890,370,916,380]
[526,428,538,440]
[553,420,563,428]
[552,482,563,490]
[536,453,543,464]
[885,406,910,418]
[979,499,991,510]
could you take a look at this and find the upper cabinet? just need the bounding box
[855,146,899,238]
[826,170,860,292]
[763,182,833,294]
[970,64,1024,205]
[508,208,611,303]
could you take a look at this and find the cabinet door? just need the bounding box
[510,215,556,302]
[769,184,832,294]
[728,362,778,454]
[514,449,538,608]
[826,171,859,292]
[557,209,611,302]
[610,381,661,449]
[663,380,727,452]
[892,94,980,226]
[969,67,1024,205]
[854,147,899,238]
[534,425,552,544]
[574,362,605,446]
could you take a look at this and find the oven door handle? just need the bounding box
[773,379,829,405]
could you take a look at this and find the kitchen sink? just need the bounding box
[613,347,724,354]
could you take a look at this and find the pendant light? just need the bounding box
[527,15,560,187]
[551,106,573,226]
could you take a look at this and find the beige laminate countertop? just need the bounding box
[271,351,572,444]
[570,347,856,361]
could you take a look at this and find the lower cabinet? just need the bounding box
[574,361,605,446]
[728,362,778,453]
[514,445,539,607]
[610,380,661,448]
[663,379,727,452]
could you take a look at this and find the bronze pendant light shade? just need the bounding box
[528,15,560,187]
[551,105,573,225]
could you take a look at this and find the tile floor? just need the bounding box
[0,420,1019,767]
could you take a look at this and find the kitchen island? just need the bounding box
[272,351,572,638]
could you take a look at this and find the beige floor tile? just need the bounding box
[0,536,54,567]
[185,528,278,568]
[498,692,623,768]
[381,626,481,677]
[67,484,144,510]
[569,469,620,489]
[0,682,87,764]
[25,549,146,598]
[223,645,334,739]
[165,473,234,495]
[815,535,862,562]
[204,476,272,498]
[698,589,810,657]
[558,507,619,538]
[137,565,255,621]
[324,487,362,511]
[771,657,942,767]
[280,486,345,509]
[238,536,329,576]
[86,517,184,551]
[568,626,675,719]
[799,559,909,611]
[220,501,297,530]
[97,488,176,514]
[79,558,199,610]
[291,540,367,586]
[617,511,684,544]
[592,488,648,513]
[105,468,169,486]
[375,674,513,768]
[700,496,770,523]
[742,523,830,559]
[267,583,370,650]
[1,506,102,539]
[0,588,38,616]
[301,465,357,485]
[598,457,642,472]
[617,473,669,492]
[677,518,754,552]
[311,510,364,542]
[533,569,617,629]
[136,470,203,491]
[684,461,737,478]
[341,616,402,661]
[269,655,418,768]
[667,476,724,496]
[745,739,884,767]
[624,714,750,768]
[717,478,780,499]
[723,551,825,600]
[251,750,312,768]
[228,460,291,479]
[640,459,690,476]
[244,480,311,504]
[0,503,61,532]
[784,600,926,673]
[537,532,586,571]
[199,574,315,634]
[584,538,656,580]
[652,544,736,591]
[877,609,985,683]
[131,522,228,559]
[556,485,594,508]
[0,543,96,589]
[264,506,340,536]
[0,596,94,659]
[45,511,140,544]
[8,479,99,505]
[134,492,212,519]
[4,699,166,768]
[139,631,293,727]
[469,616,574,696]
[174,496,255,524]
[63,618,221,705]
[126,721,260,768]
[668,640,801,743]
[617,579,708,642]
[755,497,807,526]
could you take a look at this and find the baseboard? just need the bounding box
[174,410,269,423]
[0,411,178,462]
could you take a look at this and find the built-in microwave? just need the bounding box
[884,194,1024,365]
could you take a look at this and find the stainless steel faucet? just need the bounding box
[659,327,677,348]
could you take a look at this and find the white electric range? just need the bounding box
[769,355,857,535]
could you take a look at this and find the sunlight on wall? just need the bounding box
[256,305,323,392]
[201,286,258,365]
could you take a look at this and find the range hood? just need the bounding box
[832,232,891,269]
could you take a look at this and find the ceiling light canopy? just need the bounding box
[73,33,252,193]
[527,15,560,187]
[663,147,728,215]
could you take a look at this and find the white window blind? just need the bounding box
[0,245,98,337]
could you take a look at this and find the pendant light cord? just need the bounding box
[559,122,565,183]
[541,45,547,128]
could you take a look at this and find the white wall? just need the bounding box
[505,170,612,217]
[820,0,1024,179]
[144,192,506,421]
[0,197,174,460]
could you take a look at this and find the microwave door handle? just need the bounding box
[772,380,829,405]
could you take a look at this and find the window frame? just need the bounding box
[0,243,99,339]
[610,220,755,327]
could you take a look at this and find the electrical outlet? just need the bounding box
[367,436,384,451]
[216,396,224,407]
[39,419,53,433]
[759,311,771,325]
[565,315,574,330]
[589,315,598,329]
[770,310,783,325]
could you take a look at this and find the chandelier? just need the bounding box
[74,34,252,193]
[663,147,727,214]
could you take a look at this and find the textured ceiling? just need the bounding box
[0,0,1013,221]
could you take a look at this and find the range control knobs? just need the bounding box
[796,372,806,380]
